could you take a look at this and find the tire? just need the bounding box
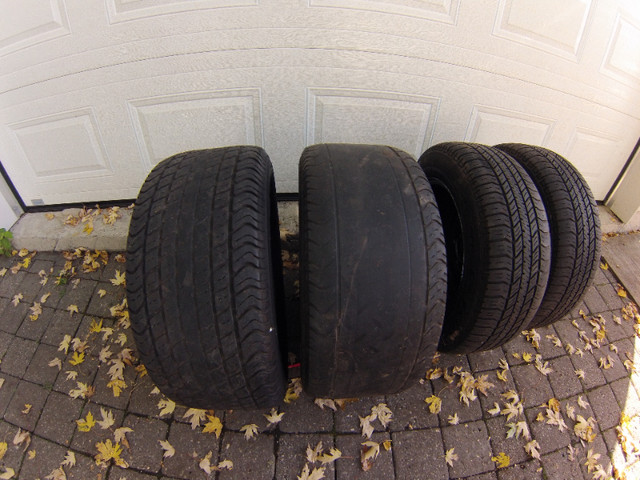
[126,147,287,409]
[495,143,601,327]
[300,144,447,398]
[418,142,551,353]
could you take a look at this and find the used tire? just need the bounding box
[418,142,551,353]
[127,147,287,409]
[300,144,447,398]
[495,143,601,327]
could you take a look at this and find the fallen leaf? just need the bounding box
[264,408,285,426]
[95,439,128,468]
[159,439,175,458]
[448,413,460,425]
[361,441,380,471]
[22,404,32,415]
[58,335,71,354]
[575,415,597,442]
[577,396,589,409]
[284,378,302,403]
[97,407,115,429]
[600,261,608,270]
[506,421,531,440]
[617,285,627,298]
[97,289,107,298]
[491,452,510,469]
[11,294,22,307]
[522,352,533,363]
[76,411,96,432]
[69,351,85,366]
[202,414,223,438]
[61,451,76,467]
[99,346,113,363]
[314,398,337,411]
[318,447,342,464]
[13,428,30,447]
[0,442,6,460]
[545,408,568,432]
[297,464,325,480]
[382,440,392,451]
[575,369,585,379]
[584,448,601,473]
[241,423,259,440]
[359,414,375,438]
[199,451,214,474]
[48,358,63,370]
[525,440,541,460]
[107,378,126,397]
[487,403,501,416]
[114,427,133,448]
[445,447,458,467]
[0,467,15,479]
[110,270,126,286]
[67,305,79,316]
[65,371,78,381]
[217,459,233,470]
[183,408,206,429]
[371,403,393,427]
[425,395,442,415]
[27,449,35,460]
[306,442,323,463]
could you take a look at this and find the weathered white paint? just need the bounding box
[0,0,639,206]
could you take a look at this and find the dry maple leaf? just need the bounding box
[11,294,22,307]
[97,408,115,429]
[307,442,324,463]
[183,408,206,429]
[575,369,585,379]
[0,467,15,480]
[95,439,128,468]
[13,428,30,448]
[474,374,495,396]
[107,378,126,397]
[584,448,601,473]
[58,335,71,354]
[502,402,522,421]
[264,408,285,426]
[285,378,303,403]
[110,270,126,286]
[241,423,259,440]
[0,442,6,460]
[318,447,342,464]
[566,404,576,421]
[67,305,79,316]
[69,351,85,366]
[617,284,627,298]
[487,403,501,416]
[525,440,541,460]
[359,414,376,438]
[97,289,107,298]
[545,408,568,432]
[202,414,223,438]
[445,447,458,467]
[425,395,442,415]
[62,451,76,467]
[491,452,510,469]
[114,427,133,448]
[44,467,65,480]
[314,398,337,411]
[200,451,214,474]
[361,441,380,471]
[0,268,6,277]
[159,439,175,458]
[577,396,589,409]
[22,404,32,415]
[69,381,92,399]
[27,449,35,460]
[458,371,478,406]
[65,371,78,381]
[567,444,578,461]
[448,413,460,425]
[48,358,62,370]
[371,403,393,427]
[297,464,325,480]
[522,329,541,349]
[76,412,96,432]
[506,421,531,441]
[575,415,597,442]
[99,346,113,363]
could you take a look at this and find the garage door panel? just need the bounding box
[128,88,263,168]
[464,105,555,146]
[106,0,257,24]
[309,0,460,24]
[306,88,439,158]
[601,12,640,86]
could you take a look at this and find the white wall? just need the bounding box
[0,173,21,230]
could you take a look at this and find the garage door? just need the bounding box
[1,0,639,205]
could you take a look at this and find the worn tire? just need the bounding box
[495,143,601,327]
[300,144,447,398]
[418,142,551,353]
[126,147,287,409]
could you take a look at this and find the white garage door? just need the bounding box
[1,0,639,205]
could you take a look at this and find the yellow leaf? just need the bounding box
[445,447,458,467]
[159,439,175,458]
[491,452,510,469]
[97,289,107,298]
[95,439,128,468]
[617,284,627,298]
[0,467,15,479]
[382,440,392,451]
[525,440,541,460]
[22,404,32,414]
[547,398,561,413]
[359,414,375,438]
[318,447,342,464]
[83,221,93,235]
[27,449,35,459]
[0,442,6,460]
[202,414,223,438]
[107,378,126,397]
[62,451,76,467]
[11,294,22,307]
[45,213,55,220]
[361,441,380,472]
[448,413,460,425]
[69,351,85,366]
[600,261,608,270]
[96,407,115,429]
[114,427,133,448]
[76,411,96,432]
[240,423,259,440]
[297,464,325,480]
[522,352,533,363]
[284,378,302,403]
[89,318,103,333]
[110,270,126,286]
[183,408,206,430]
[497,369,509,382]
[67,305,79,316]
[425,395,442,415]
[264,407,285,426]
[157,398,176,417]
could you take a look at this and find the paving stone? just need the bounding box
[468,348,504,373]
[120,413,169,473]
[0,420,27,467]
[219,431,275,480]
[53,352,100,396]
[603,427,626,472]
[478,370,517,420]
[0,336,37,377]
[605,316,636,341]
[0,301,28,334]
[334,395,385,434]
[435,375,483,425]
[540,447,583,480]
[275,433,333,480]
[71,403,125,456]
[3,380,49,430]
[0,270,28,298]
[14,272,45,303]
[86,281,126,318]
[387,380,439,431]
[41,308,83,347]
[486,417,529,465]
[468,473,498,480]
[496,460,543,480]
[109,468,158,480]
[583,287,609,315]
[437,352,471,372]
[34,390,84,446]
[101,259,126,283]
[0,330,14,359]
[510,364,554,409]
[612,337,635,366]
[279,392,333,433]
[554,316,586,349]
[0,374,19,417]
[610,377,640,417]
[90,358,136,410]
[441,421,494,478]
[570,351,607,390]
[23,342,60,386]
[67,451,107,480]
[393,428,448,480]
[597,283,627,311]
[223,408,269,431]
[16,305,55,341]
[578,435,612,479]
[336,432,392,480]
[29,255,56,274]
[16,434,68,479]
[502,334,538,367]
[547,355,584,399]
[587,384,622,431]
[533,325,566,360]
[162,421,220,480]
[560,394,597,431]
[597,347,629,383]
[57,279,98,314]
[127,372,165,418]
[524,406,571,456]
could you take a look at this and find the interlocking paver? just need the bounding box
[540,448,583,480]
[108,468,158,480]
[578,435,611,479]
[547,355,584,399]
[502,335,537,368]
[16,305,55,342]
[41,308,83,347]
[17,434,69,479]
[90,359,136,410]
[56,279,98,314]
[393,428,448,480]
[486,417,529,465]
[468,348,504,373]
[0,330,14,359]
[442,421,494,478]
[3,380,49,431]
[387,380,439,431]
[334,395,385,433]
[86,281,126,317]
[610,377,640,417]
[162,421,220,479]
[570,351,608,390]
[0,374,19,417]
[279,392,333,434]
[71,403,125,456]
[276,433,333,480]
[510,364,554,409]
[524,407,572,456]
[583,288,609,315]
[436,375,483,425]
[219,431,275,480]
[587,384,622,431]
[0,302,28,334]
[23,342,60,386]
[35,390,84,446]
[0,420,27,467]
[534,324,566,361]
[496,460,543,480]
[0,336,37,377]
[120,413,169,473]
[336,432,392,479]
